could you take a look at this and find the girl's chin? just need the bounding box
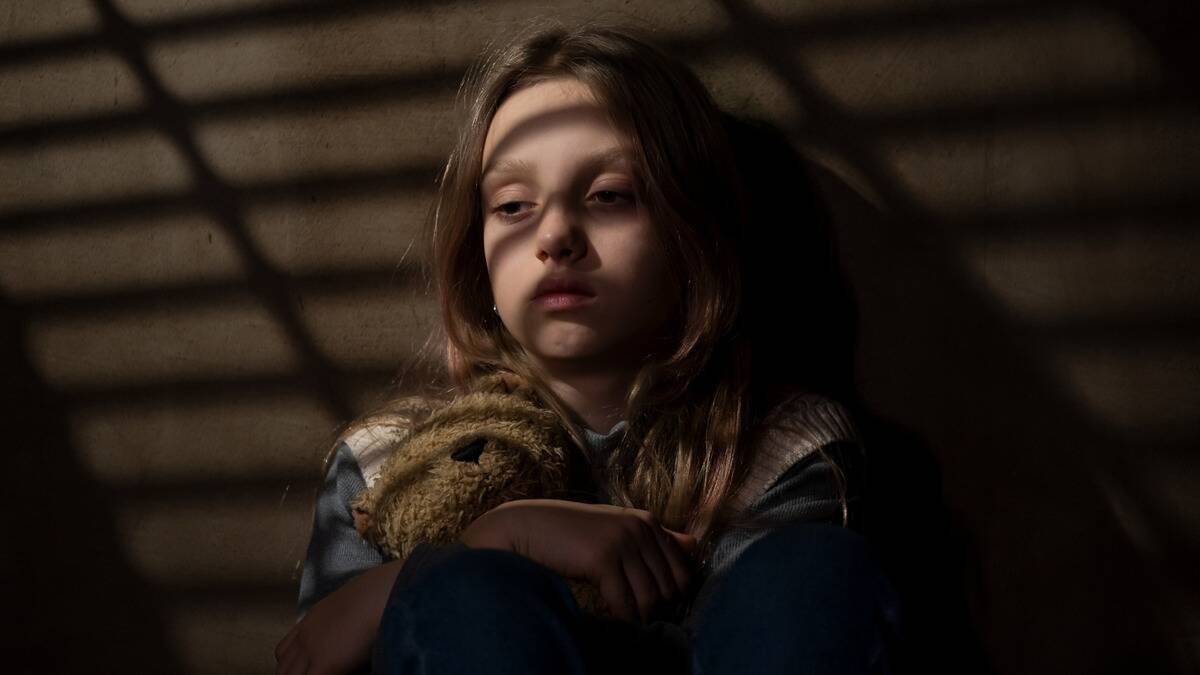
[532,348,600,363]
[520,327,631,364]
[527,342,610,366]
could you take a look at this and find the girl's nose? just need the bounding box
[535,204,587,264]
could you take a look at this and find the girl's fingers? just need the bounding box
[276,647,305,675]
[638,522,681,602]
[619,547,661,624]
[596,555,639,623]
[626,510,695,593]
[658,528,696,594]
[665,528,699,558]
[274,624,299,662]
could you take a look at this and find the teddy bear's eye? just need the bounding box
[451,437,487,463]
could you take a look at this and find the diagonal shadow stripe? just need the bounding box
[88,0,357,421]
[0,68,457,150]
[0,0,1078,70]
[1,0,414,69]
[60,362,443,411]
[0,162,438,231]
[14,263,426,320]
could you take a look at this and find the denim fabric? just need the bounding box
[371,521,903,675]
[689,522,904,675]
[371,547,592,675]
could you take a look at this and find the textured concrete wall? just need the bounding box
[2,1,1197,673]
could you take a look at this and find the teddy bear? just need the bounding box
[350,370,612,617]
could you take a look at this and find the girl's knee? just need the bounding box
[692,524,904,673]
[736,522,876,587]
[712,522,900,631]
[375,547,592,674]
[404,546,581,618]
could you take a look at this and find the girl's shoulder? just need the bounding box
[758,388,857,446]
[338,424,412,489]
[727,389,858,514]
[335,392,445,487]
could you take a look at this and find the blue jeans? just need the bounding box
[372,522,903,675]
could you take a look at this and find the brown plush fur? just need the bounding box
[351,371,611,616]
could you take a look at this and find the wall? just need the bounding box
[1,1,1196,673]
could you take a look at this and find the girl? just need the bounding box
[276,22,902,675]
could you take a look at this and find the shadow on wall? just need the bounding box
[729,106,1187,674]
[0,289,182,673]
[729,113,988,673]
[714,0,1200,669]
[2,2,441,672]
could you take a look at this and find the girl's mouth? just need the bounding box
[533,292,596,311]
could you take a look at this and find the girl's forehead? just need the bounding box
[498,77,599,120]
[481,78,627,170]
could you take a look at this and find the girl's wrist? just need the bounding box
[459,506,514,552]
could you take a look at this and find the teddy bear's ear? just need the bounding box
[450,437,488,463]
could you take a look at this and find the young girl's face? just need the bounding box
[480,77,674,370]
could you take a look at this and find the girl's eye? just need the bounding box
[590,190,634,205]
[492,201,530,220]
[491,191,634,221]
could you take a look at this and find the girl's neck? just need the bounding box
[540,365,633,434]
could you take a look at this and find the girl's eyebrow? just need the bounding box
[481,146,633,188]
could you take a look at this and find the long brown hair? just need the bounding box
[334,21,820,559]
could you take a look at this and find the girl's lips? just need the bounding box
[533,292,596,311]
[532,274,596,298]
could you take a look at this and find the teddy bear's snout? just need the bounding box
[450,437,488,463]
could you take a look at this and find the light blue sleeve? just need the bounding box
[296,441,386,619]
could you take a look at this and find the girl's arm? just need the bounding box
[463,499,699,624]
[284,438,477,674]
[279,440,393,675]
[277,557,404,675]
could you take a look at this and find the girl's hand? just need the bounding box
[461,499,700,624]
[274,559,404,675]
